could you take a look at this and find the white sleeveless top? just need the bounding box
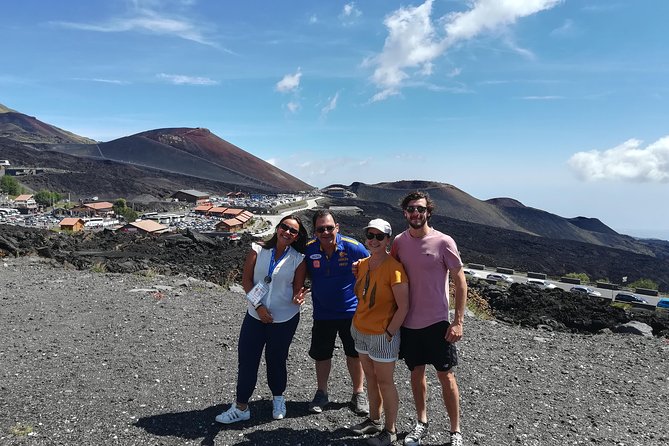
[248,242,305,323]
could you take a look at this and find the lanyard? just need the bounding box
[265,246,290,283]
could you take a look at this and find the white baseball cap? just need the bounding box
[364,218,392,236]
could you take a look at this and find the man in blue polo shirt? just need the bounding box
[305,210,370,416]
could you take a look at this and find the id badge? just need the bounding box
[246,281,269,307]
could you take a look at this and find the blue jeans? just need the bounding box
[236,312,300,404]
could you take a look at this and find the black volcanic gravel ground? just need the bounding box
[1,256,669,446]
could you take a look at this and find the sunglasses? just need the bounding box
[278,222,299,235]
[365,232,387,241]
[315,225,336,234]
[405,205,427,214]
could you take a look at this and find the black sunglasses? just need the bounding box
[365,232,387,241]
[278,222,299,235]
[405,205,427,214]
[315,225,336,234]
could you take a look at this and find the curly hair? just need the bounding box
[400,190,436,215]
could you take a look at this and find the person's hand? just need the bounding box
[445,322,463,343]
[292,287,309,306]
[256,305,274,324]
[352,260,360,278]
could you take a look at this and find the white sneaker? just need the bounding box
[272,395,286,420]
[215,403,250,424]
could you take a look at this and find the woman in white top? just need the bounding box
[216,214,308,424]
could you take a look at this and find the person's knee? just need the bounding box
[438,370,458,387]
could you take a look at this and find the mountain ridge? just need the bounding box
[0,102,311,193]
[344,180,652,254]
[1,102,666,280]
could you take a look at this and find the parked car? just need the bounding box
[656,298,669,317]
[463,269,479,278]
[569,285,602,297]
[614,292,648,304]
[527,279,557,290]
[487,273,513,283]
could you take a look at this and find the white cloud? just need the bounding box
[51,2,224,49]
[286,101,300,113]
[443,0,562,43]
[74,78,129,85]
[321,92,339,117]
[341,2,362,24]
[368,0,563,100]
[275,68,302,93]
[568,137,669,182]
[521,95,563,100]
[157,73,219,85]
[447,67,462,78]
[309,14,318,24]
[550,18,576,37]
[265,158,277,166]
[367,0,440,101]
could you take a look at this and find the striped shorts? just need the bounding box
[351,324,401,363]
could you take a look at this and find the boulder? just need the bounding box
[613,321,654,337]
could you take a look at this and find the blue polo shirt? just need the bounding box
[305,233,369,320]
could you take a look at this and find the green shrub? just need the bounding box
[91,262,107,273]
[10,423,33,436]
[628,278,658,290]
[565,272,590,283]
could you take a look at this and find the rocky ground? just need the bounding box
[2,253,669,446]
[2,223,668,338]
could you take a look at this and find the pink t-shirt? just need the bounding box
[390,227,463,329]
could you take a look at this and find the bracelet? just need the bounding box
[385,328,393,338]
[254,303,263,310]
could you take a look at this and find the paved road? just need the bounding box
[467,268,663,306]
[255,197,323,237]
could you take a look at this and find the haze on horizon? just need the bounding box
[1,0,667,240]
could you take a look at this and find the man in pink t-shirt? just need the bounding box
[390,191,467,446]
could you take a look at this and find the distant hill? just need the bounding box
[319,196,669,291]
[50,128,311,193]
[3,102,667,285]
[0,103,312,194]
[0,137,288,201]
[346,180,654,255]
[0,103,96,145]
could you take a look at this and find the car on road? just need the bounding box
[569,285,602,297]
[614,292,648,304]
[487,273,513,283]
[463,269,479,278]
[527,279,557,290]
[657,298,669,317]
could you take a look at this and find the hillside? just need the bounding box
[2,102,666,285]
[0,138,286,199]
[346,180,654,255]
[49,128,311,193]
[0,104,96,145]
[318,197,669,291]
[0,102,311,193]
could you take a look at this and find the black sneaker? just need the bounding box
[403,420,428,446]
[308,389,329,413]
[350,417,383,435]
[368,429,397,446]
[351,391,370,415]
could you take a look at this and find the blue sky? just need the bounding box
[2,0,668,240]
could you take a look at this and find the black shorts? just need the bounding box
[399,320,458,372]
[309,318,359,360]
